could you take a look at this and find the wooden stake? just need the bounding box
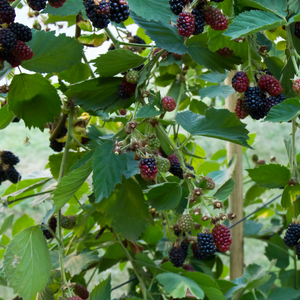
[225,71,244,280]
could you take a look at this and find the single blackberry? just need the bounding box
[1,150,19,165]
[296,241,300,259]
[42,216,57,240]
[126,70,139,84]
[199,176,215,190]
[8,22,32,42]
[109,0,130,23]
[192,6,205,35]
[139,158,158,181]
[169,0,187,15]
[191,243,207,260]
[197,233,216,256]
[27,0,47,11]
[258,75,283,96]
[265,94,286,113]
[235,99,249,119]
[169,244,187,267]
[83,0,110,29]
[156,156,171,173]
[74,284,89,300]
[61,215,76,230]
[216,47,233,57]
[212,225,232,252]
[120,108,126,115]
[167,153,183,179]
[232,71,249,93]
[50,139,65,152]
[177,12,195,37]
[244,87,267,120]
[162,96,176,112]
[148,137,160,149]
[117,75,137,99]
[295,22,300,39]
[293,79,300,94]
[48,0,66,8]
[179,214,194,232]
[204,7,228,31]
[0,28,17,54]
[12,40,33,61]
[0,0,15,24]
[6,166,21,183]
[284,222,300,247]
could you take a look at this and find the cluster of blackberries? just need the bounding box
[41,216,57,239]
[27,0,66,11]
[0,0,34,67]
[170,0,227,37]
[49,125,68,152]
[0,150,21,184]
[232,70,285,120]
[83,0,130,29]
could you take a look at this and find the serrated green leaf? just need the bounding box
[0,215,14,236]
[90,274,111,300]
[131,12,187,55]
[175,108,251,148]
[247,164,290,189]
[92,49,146,77]
[22,30,83,73]
[57,62,91,84]
[264,98,300,122]
[3,226,52,300]
[281,184,300,209]
[42,0,86,17]
[36,286,54,300]
[0,105,14,129]
[213,178,235,201]
[12,215,35,236]
[199,71,228,83]
[51,158,92,212]
[289,0,300,16]
[268,287,300,300]
[199,85,234,99]
[157,273,204,299]
[7,74,61,130]
[146,183,182,210]
[136,104,163,118]
[223,10,286,40]
[98,177,152,241]
[45,14,76,26]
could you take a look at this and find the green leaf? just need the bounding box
[98,177,152,241]
[213,178,235,201]
[36,286,54,300]
[92,49,146,77]
[289,0,300,16]
[199,71,228,83]
[243,220,263,237]
[156,273,205,299]
[223,10,286,40]
[268,287,300,300]
[136,104,163,118]
[247,164,290,189]
[12,215,35,236]
[92,141,127,202]
[264,98,300,122]
[78,33,107,47]
[52,158,92,212]
[146,183,182,210]
[3,226,52,300]
[265,234,289,269]
[42,0,86,17]
[0,105,14,129]
[245,184,267,206]
[8,74,61,130]
[57,62,91,84]
[175,108,251,148]
[0,215,14,236]
[90,274,111,300]
[131,12,187,55]
[199,85,234,99]
[128,0,171,24]
[281,184,300,209]
[22,31,83,73]
[65,78,121,113]
[141,224,164,245]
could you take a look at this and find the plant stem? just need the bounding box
[87,264,99,286]
[252,290,258,300]
[104,27,120,49]
[119,41,155,48]
[173,81,184,116]
[83,53,95,78]
[178,134,192,150]
[70,131,89,151]
[294,248,299,289]
[5,189,55,205]
[11,0,21,8]
[292,117,298,179]
[200,195,214,216]
[49,114,68,141]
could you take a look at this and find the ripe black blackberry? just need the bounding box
[0,166,7,184]
[0,28,17,54]
[284,222,300,247]
[167,153,183,179]
[50,139,65,152]
[129,35,146,45]
[265,94,286,113]
[244,87,267,120]
[56,126,68,139]
[295,22,300,39]
[191,243,207,260]
[8,23,32,42]
[192,5,205,35]
[84,0,111,29]
[169,0,187,15]
[27,0,47,11]
[197,233,216,256]
[109,0,130,23]
[169,244,187,267]
[0,0,15,24]
[6,166,21,183]
[117,76,137,99]
[296,241,300,259]
[181,240,190,256]
[1,150,19,165]
[42,216,57,240]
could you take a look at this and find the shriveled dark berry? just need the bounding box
[109,0,130,23]
[265,94,286,113]
[83,0,110,29]
[284,222,300,247]
[8,23,32,42]
[244,87,267,120]
[0,0,15,24]
[27,0,47,11]
[1,150,19,165]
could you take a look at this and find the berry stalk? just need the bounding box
[104,27,120,49]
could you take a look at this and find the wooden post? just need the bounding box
[225,71,244,280]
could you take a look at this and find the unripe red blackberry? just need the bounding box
[120,108,126,115]
[234,99,249,119]
[197,232,216,256]
[169,244,187,267]
[265,94,286,113]
[199,176,215,190]
[204,7,228,31]
[0,150,19,165]
[126,70,139,84]
[257,75,283,96]
[156,156,171,173]
[109,0,130,23]
[117,75,137,99]
[179,214,194,232]
[167,153,183,179]
[216,47,233,57]
[295,22,300,39]
[244,87,267,120]
[232,71,249,93]
[293,79,300,94]
[27,0,47,11]
[177,12,195,37]
[48,0,66,8]
[74,283,89,300]
[162,96,176,112]
[0,0,15,24]
[284,222,300,247]
[212,224,232,252]
[139,158,158,181]
[83,0,110,29]
[12,40,33,61]
[172,52,183,60]
[8,23,32,42]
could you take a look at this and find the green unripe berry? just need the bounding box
[126,70,139,84]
